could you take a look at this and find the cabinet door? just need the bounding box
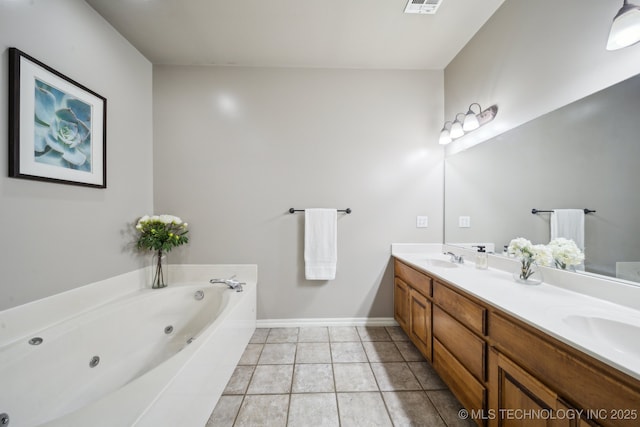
[394,278,410,333]
[494,353,572,427]
[409,288,432,361]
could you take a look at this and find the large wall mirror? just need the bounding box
[444,73,640,285]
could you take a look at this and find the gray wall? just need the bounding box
[153,66,444,320]
[0,0,154,310]
[445,74,640,277]
[443,0,640,154]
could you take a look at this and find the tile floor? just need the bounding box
[206,326,475,427]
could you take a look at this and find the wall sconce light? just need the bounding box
[439,103,498,145]
[607,0,640,50]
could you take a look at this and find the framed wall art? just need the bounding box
[8,47,107,188]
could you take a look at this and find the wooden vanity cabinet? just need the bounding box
[393,258,640,427]
[489,312,640,427]
[394,260,433,361]
[394,260,487,423]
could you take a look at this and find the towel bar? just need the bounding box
[289,208,351,214]
[531,208,595,214]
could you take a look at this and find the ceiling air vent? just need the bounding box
[404,0,443,15]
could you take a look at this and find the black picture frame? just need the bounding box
[8,47,107,188]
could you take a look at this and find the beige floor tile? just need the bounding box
[296,342,331,363]
[222,365,255,395]
[258,343,297,364]
[249,328,270,344]
[206,395,243,427]
[337,392,392,427]
[333,363,378,392]
[407,361,447,390]
[267,327,299,343]
[235,394,289,427]
[330,342,368,363]
[395,341,426,362]
[356,326,391,341]
[385,326,410,342]
[428,390,476,427]
[238,343,263,365]
[382,391,447,427]
[246,364,294,394]
[292,363,335,393]
[328,326,360,342]
[370,362,422,391]
[362,341,404,362]
[298,327,329,342]
[287,393,339,427]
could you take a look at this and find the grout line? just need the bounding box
[424,390,452,427]
[231,394,246,427]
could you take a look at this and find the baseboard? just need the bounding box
[256,317,398,328]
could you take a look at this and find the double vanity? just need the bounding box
[392,244,640,427]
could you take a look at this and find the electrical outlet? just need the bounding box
[416,216,428,228]
[459,216,471,228]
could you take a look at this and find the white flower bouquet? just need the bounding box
[547,238,584,270]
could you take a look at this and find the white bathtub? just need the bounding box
[0,264,257,427]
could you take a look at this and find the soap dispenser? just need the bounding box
[475,245,488,270]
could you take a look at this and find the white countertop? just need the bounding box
[392,244,640,382]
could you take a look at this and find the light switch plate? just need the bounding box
[459,216,471,228]
[416,216,428,228]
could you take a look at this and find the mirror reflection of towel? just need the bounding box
[550,209,585,251]
[304,209,337,280]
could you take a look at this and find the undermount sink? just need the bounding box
[562,315,640,357]
[423,258,459,269]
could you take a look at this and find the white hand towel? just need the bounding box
[304,208,337,280]
[551,209,585,251]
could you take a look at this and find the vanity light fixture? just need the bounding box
[607,0,640,50]
[438,104,498,145]
[404,0,444,15]
[438,122,453,145]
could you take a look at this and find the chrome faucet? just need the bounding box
[210,275,245,292]
[445,252,465,264]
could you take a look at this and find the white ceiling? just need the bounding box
[85,0,505,69]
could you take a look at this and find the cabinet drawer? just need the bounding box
[433,281,485,335]
[433,339,486,417]
[433,306,485,382]
[394,260,432,298]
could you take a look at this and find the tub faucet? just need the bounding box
[445,252,465,264]
[210,276,245,292]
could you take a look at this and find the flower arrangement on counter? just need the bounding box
[547,237,585,270]
[507,237,585,284]
[507,237,553,281]
[135,215,189,288]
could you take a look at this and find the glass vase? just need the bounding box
[151,250,167,289]
[513,260,543,285]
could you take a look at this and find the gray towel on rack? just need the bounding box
[304,209,337,280]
